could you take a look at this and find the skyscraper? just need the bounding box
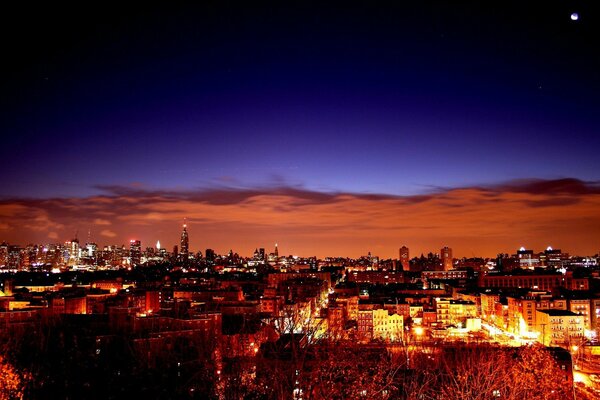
[130,240,141,265]
[180,220,189,260]
[259,248,266,261]
[205,248,215,264]
[399,246,409,271]
[67,238,80,266]
[441,246,453,271]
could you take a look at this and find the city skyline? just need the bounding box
[1,177,599,258]
[1,2,599,258]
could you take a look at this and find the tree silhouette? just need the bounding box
[0,354,28,400]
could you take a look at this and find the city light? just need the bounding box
[1,2,598,399]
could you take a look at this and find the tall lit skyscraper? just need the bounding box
[441,246,453,270]
[399,246,409,271]
[67,238,80,266]
[130,240,141,265]
[180,220,189,260]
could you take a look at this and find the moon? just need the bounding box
[571,12,579,21]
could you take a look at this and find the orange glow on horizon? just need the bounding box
[0,182,599,258]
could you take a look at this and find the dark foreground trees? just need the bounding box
[408,343,572,400]
[0,312,573,400]
[242,339,572,400]
[0,354,28,400]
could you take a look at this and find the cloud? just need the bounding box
[0,178,599,257]
[48,231,59,239]
[100,229,117,238]
[491,178,600,195]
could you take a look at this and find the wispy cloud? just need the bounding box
[100,229,117,238]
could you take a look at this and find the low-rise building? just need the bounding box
[536,309,584,346]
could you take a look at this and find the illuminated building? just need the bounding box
[368,252,379,267]
[327,305,345,338]
[248,248,265,267]
[435,299,477,327]
[506,293,568,336]
[516,247,539,269]
[43,244,61,267]
[536,309,584,346]
[441,246,453,271]
[51,296,87,314]
[205,248,215,264]
[180,220,189,260]
[259,295,284,316]
[347,271,406,284]
[267,244,279,264]
[85,242,97,259]
[422,270,468,280]
[399,246,409,271]
[267,272,331,289]
[373,308,404,341]
[480,292,500,322]
[7,245,22,270]
[129,240,142,265]
[479,271,588,291]
[540,246,569,267]
[358,309,374,341]
[129,289,160,314]
[357,308,404,342]
[158,247,168,259]
[568,297,592,330]
[66,238,80,266]
[588,298,600,335]
[0,242,7,266]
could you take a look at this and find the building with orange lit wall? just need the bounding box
[536,309,584,346]
[347,271,406,284]
[591,298,600,333]
[357,309,374,342]
[568,298,592,331]
[435,299,476,327]
[506,294,567,336]
[333,295,359,321]
[480,292,500,322]
[479,271,588,291]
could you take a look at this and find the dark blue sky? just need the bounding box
[2,1,599,198]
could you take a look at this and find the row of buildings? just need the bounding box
[3,268,596,349]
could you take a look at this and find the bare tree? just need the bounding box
[0,354,28,400]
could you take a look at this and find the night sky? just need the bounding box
[1,1,599,257]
